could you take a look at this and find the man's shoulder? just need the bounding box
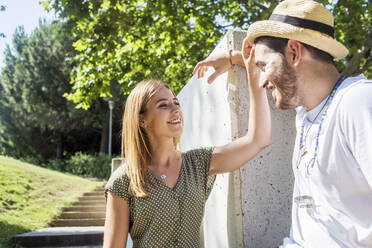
[335,74,372,115]
[337,75,372,105]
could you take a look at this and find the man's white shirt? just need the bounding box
[281,75,372,248]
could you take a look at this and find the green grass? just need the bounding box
[0,156,104,247]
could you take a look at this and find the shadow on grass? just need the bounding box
[0,221,31,248]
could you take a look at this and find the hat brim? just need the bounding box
[247,20,348,59]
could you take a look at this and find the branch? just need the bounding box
[253,1,269,11]
[236,0,270,11]
[361,54,372,72]
[221,23,234,28]
[354,54,372,75]
[342,34,372,76]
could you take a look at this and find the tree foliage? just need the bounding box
[0,21,121,161]
[42,0,371,108]
[0,5,6,38]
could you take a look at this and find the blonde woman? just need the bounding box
[104,43,271,247]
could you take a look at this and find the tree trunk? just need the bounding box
[56,132,63,159]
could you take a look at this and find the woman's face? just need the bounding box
[141,87,183,140]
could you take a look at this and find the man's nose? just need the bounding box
[267,81,275,90]
[259,79,269,88]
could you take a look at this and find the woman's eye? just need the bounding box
[159,104,167,108]
[174,101,180,106]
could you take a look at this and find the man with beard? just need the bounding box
[194,0,372,247]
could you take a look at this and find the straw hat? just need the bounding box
[246,0,348,59]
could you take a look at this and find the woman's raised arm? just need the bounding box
[197,38,271,175]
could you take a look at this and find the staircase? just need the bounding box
[14,187,106,247]
[51,188,106,227]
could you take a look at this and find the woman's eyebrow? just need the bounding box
[155,98,168,104]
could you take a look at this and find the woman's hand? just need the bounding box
[242,37,260,88]
[193,50,244,84]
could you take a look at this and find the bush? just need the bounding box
[47,159,66,171]
[21,154,44,166]
[64,152,112,180]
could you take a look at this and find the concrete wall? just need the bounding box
[177,29,296,247]
[178,30,242,248]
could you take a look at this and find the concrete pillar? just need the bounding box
[177,29,296,247]
[111,158,124,174]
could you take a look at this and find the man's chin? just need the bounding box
[275,100,298,110]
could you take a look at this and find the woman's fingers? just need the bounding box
[193,60,210,75]
[207,70,223,84]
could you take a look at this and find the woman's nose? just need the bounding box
[171,103,180,112]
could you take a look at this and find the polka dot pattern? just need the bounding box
[105,147,216,248]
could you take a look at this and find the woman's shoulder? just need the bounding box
[104,161,132,202]
[182,147,214,165]
[108,161,130,183]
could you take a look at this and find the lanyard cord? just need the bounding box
[297,75,346,174]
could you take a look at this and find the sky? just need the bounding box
[0,0,56,68]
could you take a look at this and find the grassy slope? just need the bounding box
[0,156,104,247]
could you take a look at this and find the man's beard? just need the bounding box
[271,58,299,110]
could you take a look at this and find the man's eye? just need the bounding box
[159,104,167,108]
[174,101,180,106]
[256,62,266,71]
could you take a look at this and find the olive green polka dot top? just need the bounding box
[105,147,216,248]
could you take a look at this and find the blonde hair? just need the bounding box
[122,79,181,198]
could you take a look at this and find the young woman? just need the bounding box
[104,42,271,247]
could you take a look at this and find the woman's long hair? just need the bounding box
[122,79,181,198]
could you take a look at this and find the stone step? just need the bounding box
[53,246,102,248]
[13,226,103,247]
[60,212,106,219]
[72,201,106,206]
[63,206,106,212]
[51,219,105,227]
[79,196,105,201]
[84,192,105,197]
[54,246,102,248]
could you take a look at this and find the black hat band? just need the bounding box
[269,14,334,38]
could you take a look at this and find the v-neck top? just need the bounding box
[104,147,216,248]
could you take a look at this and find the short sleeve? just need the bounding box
[339,80,372,187]
[184,147,216,198]
[104,164,131,204]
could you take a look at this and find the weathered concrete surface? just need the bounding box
[178,29,295,247]
[111,158,123,173]
[240,95,295,248]
[178,29,246,248]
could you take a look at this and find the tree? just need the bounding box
[0,21,124,161]
[0,4,6,38]
[42,0,371,109]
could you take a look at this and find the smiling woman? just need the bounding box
[103,62,271,247]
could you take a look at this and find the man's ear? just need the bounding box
[242,37,252,61]
[286,40,303,67]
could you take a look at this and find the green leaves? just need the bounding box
[0,20,119,160]
[44,0,371,107]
